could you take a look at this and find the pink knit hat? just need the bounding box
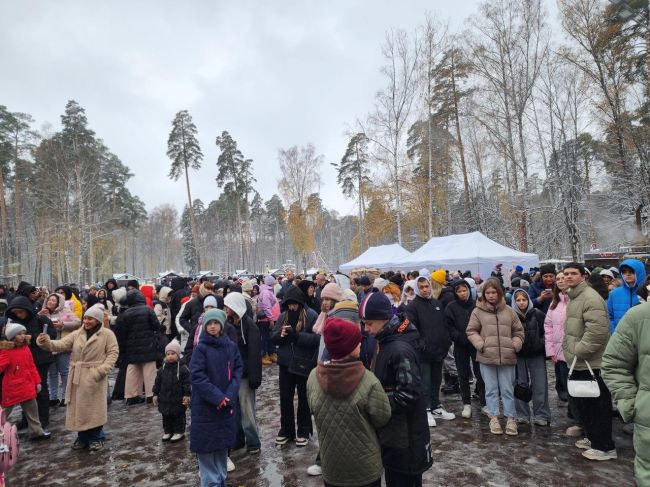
[321,283,342,302]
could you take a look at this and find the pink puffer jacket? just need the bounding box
[544,293,568,362]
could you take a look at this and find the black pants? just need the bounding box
[325,479,380,487]
[555,360,568,396]
[162,413,186,435]
[36,363,50,428]
[385,470,422,487]
[278,365,312,438]
[112,365,127,400]
[454,346,485,406]
[571,369,614,451]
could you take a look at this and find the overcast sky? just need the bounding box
[3,1,489,217]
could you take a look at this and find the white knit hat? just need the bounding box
[224,292,247,319]
[84,304,105,324]
[5,321,26,341]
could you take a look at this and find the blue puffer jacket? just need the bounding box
[189,332,243,454]
[607,259,647,334]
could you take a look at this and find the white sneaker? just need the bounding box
[170,433,184,442]
[307,464,322,476]
[227,457,235,472]
[582,448,617,461]
[461,405,472,419]
[427,410,437,427]
[161,433,171,441]
[431,406,455,421]
[481,405,490,417]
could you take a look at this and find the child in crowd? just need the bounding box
[190,309,243,487]
[0,322,51,440]
[153,340,190,442]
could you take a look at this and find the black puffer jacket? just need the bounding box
[5,296,56,365]
[373,315,433,476]
[114,290,165,364]
[169,277,190,338]
[230,314,262,389]
[516,308,546,358]
[438,287,455,310]
[180,294,225,334]
[270,286,319,376]
[405,294,450,361]
[444,282,476,349]
[152,360,191,416]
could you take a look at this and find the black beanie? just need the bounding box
[359,292,393,321]
[539,264,556,276]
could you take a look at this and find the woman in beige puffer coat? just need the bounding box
[467,278,524,436]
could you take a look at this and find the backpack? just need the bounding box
[0,407,19,473]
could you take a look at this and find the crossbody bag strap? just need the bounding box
[568,356,577,375]
[583,359,597,379]
[568,356,597,379]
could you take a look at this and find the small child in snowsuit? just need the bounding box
[153,340,190,442]
[0,322,51,440]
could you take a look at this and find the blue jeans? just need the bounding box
[48,352,71,401]
[515,355,551,421]
[480,363,516,418]
[77,425,105,445]
[197,449,228,487]
[235,378,261,450]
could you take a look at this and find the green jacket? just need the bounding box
[563,281,610,371]
[307,360,391,487]
[602,302,650,484]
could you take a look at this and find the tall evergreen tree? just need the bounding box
[167,110,203,271]
[333,133,370,250]
[215,131,255,269]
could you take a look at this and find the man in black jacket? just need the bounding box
[5,296,57,427]
[113,290,165,405]
[406,276,455,425]
[224,292,262,455]
[361,292,432,487]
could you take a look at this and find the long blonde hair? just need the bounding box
[430,280,443,300]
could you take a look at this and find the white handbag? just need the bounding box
[567,356,601,398]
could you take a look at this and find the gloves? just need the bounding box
[182,396,190,407]
[36,384,42,393]
[152,396,159,406]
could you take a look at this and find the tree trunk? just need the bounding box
[183,162,201,272]
[13,136,23,275]
[450,51,471,229]
[0,164,8,275]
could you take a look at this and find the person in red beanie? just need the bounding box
[307,317,391,487]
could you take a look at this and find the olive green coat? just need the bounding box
[602,302,650,486]
[307,362,391,487]
[562,281,610,371]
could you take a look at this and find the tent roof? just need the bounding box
[339,243,411,272]
[394,232,539,275]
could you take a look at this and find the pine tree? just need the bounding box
[215,131,256,269]
[167,110,203,272]
[333,133,370,250]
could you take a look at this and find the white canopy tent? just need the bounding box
[339,244,412,273]
[393,231,539,278]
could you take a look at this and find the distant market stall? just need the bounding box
[338,244,412,273]
[394,231,539,278]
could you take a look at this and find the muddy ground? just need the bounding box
[6,365,635,486]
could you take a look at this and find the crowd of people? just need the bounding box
[0,257,649,486]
